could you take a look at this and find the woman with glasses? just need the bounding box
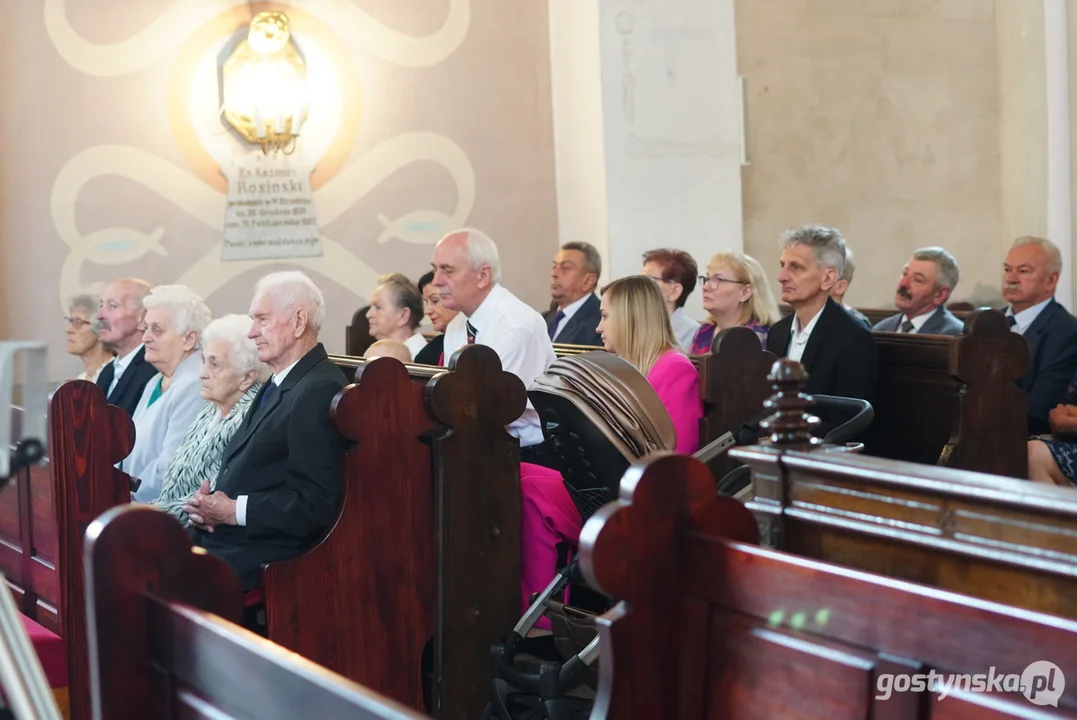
[65,295,112,382]
[690,252,780,354]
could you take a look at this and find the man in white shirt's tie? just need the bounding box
[431,229,556,457]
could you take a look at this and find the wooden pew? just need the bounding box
[868,309,1030,477]
[733,359,1077,621]
[3,381,132,720]
[83,503,426,720]
[580,453,1077,717]
[263,345,525,720]
[346,305,375,356]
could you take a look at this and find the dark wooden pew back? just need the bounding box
[265,346,525,719]
[84,504,425,720]
[868,309,1030,477]
[733,360,1077,620]
[580,453,1077,718]
[3,381,133,720]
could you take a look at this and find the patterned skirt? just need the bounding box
[1039,437,1077,484]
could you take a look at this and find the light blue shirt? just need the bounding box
[124,352,208,503]
[1007,297,1053,335]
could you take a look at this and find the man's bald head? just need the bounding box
[96,278,152,355]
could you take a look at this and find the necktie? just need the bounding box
[548,310,566,340]
[259,380,278,409]
[466,321,478,344]
[1008,314,1018,329]
[900,319,914,333]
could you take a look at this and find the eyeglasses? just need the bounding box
[698,275,747,288]
[63,316,91,329]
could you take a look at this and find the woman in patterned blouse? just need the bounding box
[690,252,781,354]
[152,314,267,525]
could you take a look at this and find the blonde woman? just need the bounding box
[64,294,112,382]
[521,275,703,623]
[691,252,780,354]
[366,272,427,359]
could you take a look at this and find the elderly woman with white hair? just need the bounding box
[64,293,112,381]
[153,314,266,524]
[123,284,211,503]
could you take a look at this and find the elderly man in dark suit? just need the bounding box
[872,247,964,336]
[1001,237,1077,435]
[94,278,156,416]
[545,241,603,346]
[185,270,348,592]
[766,224,877,437]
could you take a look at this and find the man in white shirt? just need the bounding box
[432,229,556,456]
[185,270,348,597]
[546,242,602,346]
[94,278,156,416]
[1000,236,1077,434]
[871,247,964,336]
[765,224,877,436]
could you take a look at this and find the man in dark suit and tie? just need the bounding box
[1001,237,1077,435]
[766,224,877,437]
[185,270,348,593]
[872,247,965,336]
[94,278,156,416]
[545,242,603,346]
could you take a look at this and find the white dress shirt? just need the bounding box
[787,305,825,362]
[235,356,302,526]
[901,309,933,333]
[1006,297,1052,335]
[670,308,701,351]
[441,284,556,447]
[403,332,428,359]
[124,352,208,503]
[106,343,144,397]
[551,294,592,341]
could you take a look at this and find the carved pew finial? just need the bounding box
[758,359,821,448]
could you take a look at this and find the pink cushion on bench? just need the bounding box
[19,615,67,689]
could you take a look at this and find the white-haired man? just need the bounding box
[1001,236,1077,434]
[95,277,156,416]
[185,270,348,598]
[430,229,556,462]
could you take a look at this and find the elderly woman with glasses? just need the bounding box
[153,314,267,525]
[122,285,212,504]
[64,294,113,382]
[690,252,781,354]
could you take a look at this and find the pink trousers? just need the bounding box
[520,462,582,628]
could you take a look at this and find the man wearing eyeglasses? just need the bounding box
[94,278,157,416]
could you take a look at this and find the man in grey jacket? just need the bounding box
[872,247,964,336]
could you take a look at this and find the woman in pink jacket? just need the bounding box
[520,275,703,622]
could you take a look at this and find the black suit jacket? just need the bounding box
[1012,299,1077,435]
[549,294,603,346]
[95,346,157,417]
[766,297,878,437]
[196,343,348,590]
[413,334,445,365]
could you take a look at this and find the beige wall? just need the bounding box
[737,0,1012,309]
[1,1,558,380]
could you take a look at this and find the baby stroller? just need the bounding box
[485,351,738,720]
[484,353,875,720]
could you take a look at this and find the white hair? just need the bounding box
[1012,236,1063,274]
[68,294,102,334]
[201,314,270,382]
[447,228,502,285]
[780,224,847,275]
[253,270,326,335]
[142,285,211,341]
